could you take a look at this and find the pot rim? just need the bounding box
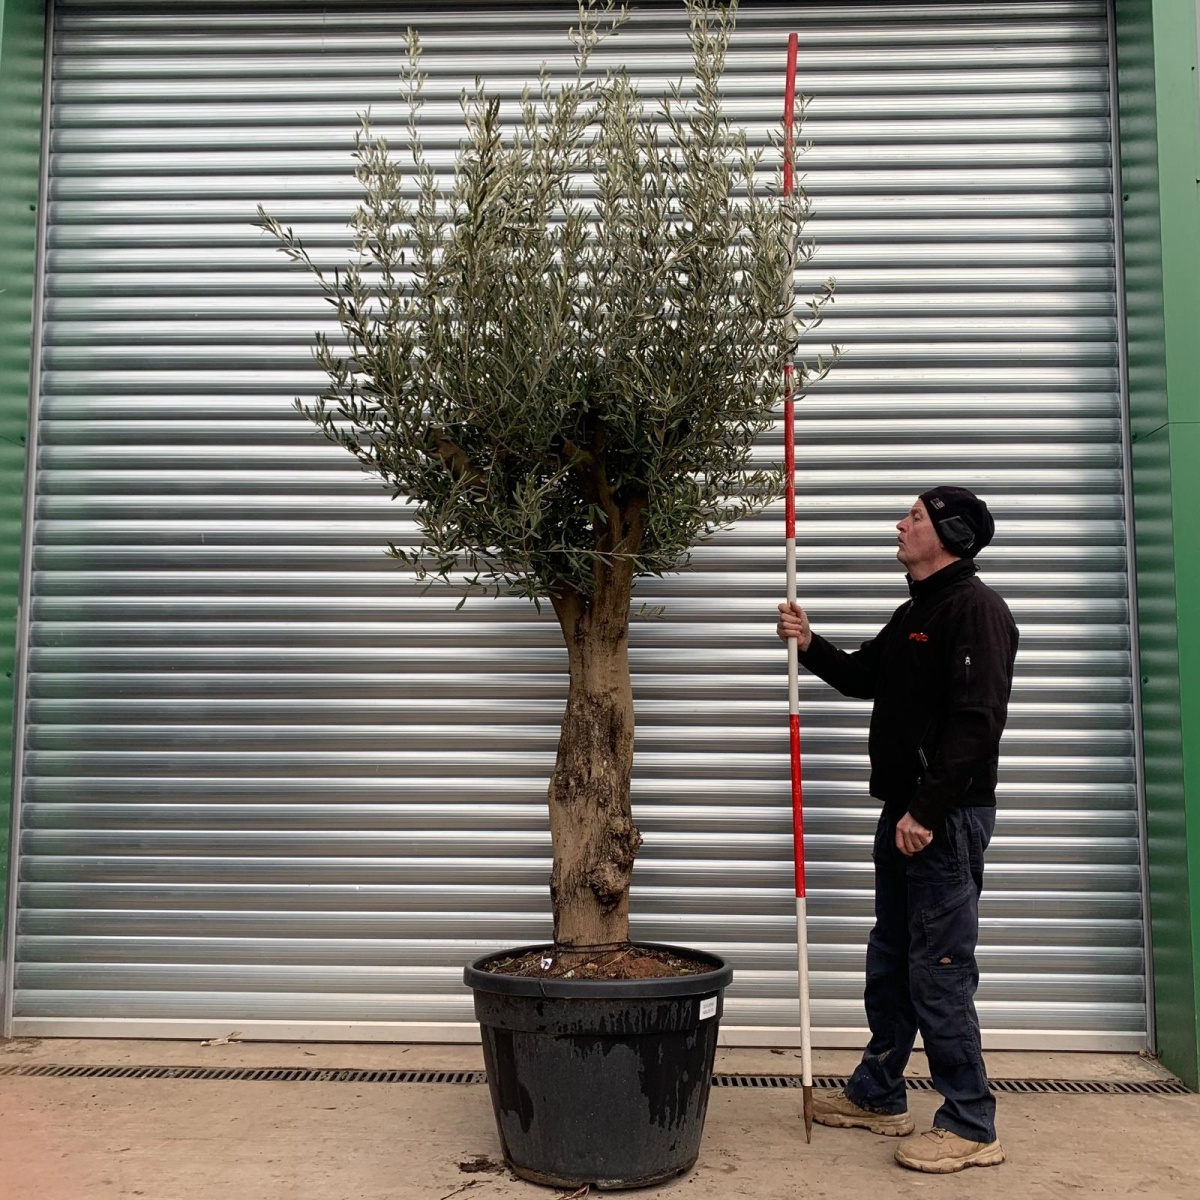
[463,941,733,999]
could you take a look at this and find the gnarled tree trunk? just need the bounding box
[548,576,643,948]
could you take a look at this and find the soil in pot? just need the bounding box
[480,944,707,981]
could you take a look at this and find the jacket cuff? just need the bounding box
[907,793,947,830]
[796,632,828,665]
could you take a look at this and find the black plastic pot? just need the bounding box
[463,942,733,1190]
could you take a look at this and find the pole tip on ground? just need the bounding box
[803,1084,814,1143]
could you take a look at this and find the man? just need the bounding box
[776,486,1018,1175]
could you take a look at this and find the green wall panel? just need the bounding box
[0,0,44,997]
[1118,0,1200,1089]
[1174,421,1200,1076]
[1134,425,1194,1080]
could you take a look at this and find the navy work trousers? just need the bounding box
[843,805,997,1143]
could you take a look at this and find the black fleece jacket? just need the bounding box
[796,558,1018,829]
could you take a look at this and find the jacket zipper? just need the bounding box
[916,717,933,780]
[965,654,972,697]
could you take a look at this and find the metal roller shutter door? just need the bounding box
[8,0,1147,1048]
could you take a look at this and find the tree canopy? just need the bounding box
[258,0,836,609]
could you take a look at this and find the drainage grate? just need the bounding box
[0,1064,1188,1095]
[0,1064,486,1084]
[711,1074,1191,1096]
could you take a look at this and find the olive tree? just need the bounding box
[258,0,835,952]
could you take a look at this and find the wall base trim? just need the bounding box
[9,1017,1148,1053]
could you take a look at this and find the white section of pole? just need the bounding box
[795,895,814,1082]
[796,894,814,1139]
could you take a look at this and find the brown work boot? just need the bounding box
[894,1127,1005,1173]
[811,1089,915,1136]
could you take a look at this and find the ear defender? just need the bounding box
[935,515,977,556]
[918,487,994,559]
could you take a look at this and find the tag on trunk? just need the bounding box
[540,956,553,970]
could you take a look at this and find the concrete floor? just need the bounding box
[2,1038,1197,1199]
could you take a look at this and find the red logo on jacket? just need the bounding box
[908,632,929,642]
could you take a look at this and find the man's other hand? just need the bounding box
[776,601,813,652]
[895,812,933,857]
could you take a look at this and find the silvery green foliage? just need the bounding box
[258,0,836,607]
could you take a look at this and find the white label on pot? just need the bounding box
[699,997,718,1020]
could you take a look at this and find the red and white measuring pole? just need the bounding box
[782,30,815,1144]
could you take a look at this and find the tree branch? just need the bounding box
[560,438,595,472]
[425,431,484,489]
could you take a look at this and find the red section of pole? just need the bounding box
[790,715,805,896]
[783,32,798,198]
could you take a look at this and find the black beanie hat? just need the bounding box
[918,486,995,559]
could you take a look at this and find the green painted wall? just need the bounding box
[1117,0,1200,1089]
[0,0,44,992]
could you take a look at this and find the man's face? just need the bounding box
[896,499,946,572]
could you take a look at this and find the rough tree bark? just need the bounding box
[547,470,646,949]
[548,580,642,948]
